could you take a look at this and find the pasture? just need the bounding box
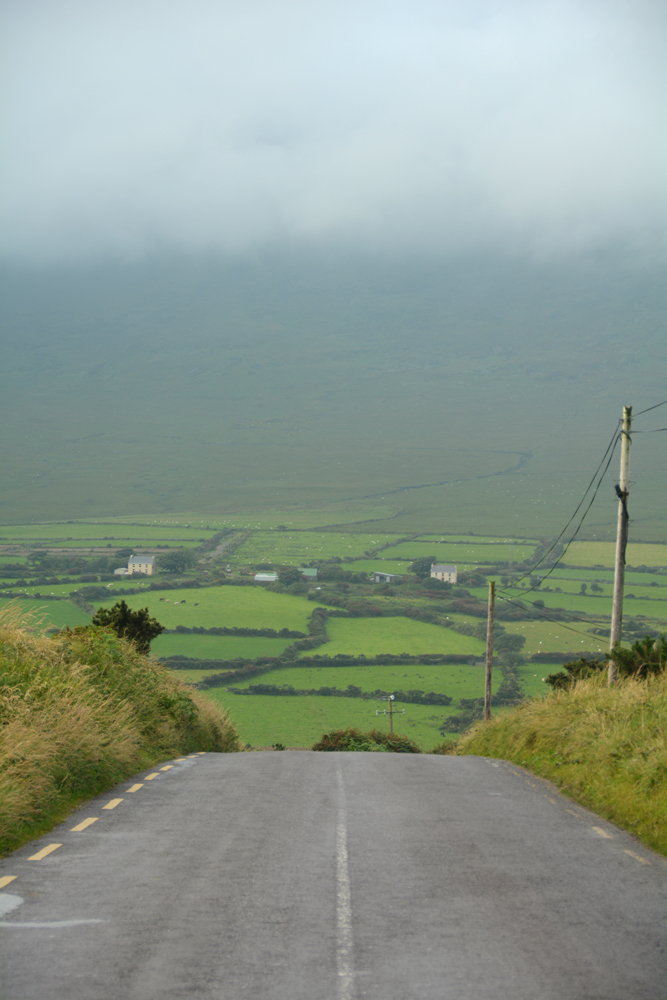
[94,586,327,632]
[232,532,403,565]
[3,599,92,631]
[566,541,667,569]
[205,690,464,750]
[0,523,217,541]
[152,633,294,660]
[315,617,485,657]
[381,541,536,565]
[229,661,497,701]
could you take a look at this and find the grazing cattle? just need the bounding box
[194,602,198,606]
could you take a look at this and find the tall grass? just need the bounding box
[458,672,667,855]
[0,604,240,854]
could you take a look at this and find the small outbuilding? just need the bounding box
[430,564,457,583]
[254,572,278,583]
[300,568,318,582]
[372,571,402,583]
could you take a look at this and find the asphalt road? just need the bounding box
[0,752,665,999]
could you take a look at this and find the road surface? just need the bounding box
[0,752,665,999]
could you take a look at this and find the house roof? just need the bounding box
[129,555,155,565]
[431,564,456,572]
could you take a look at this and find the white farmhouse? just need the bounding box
[430,564,457,583]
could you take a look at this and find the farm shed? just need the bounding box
[430,564,457,583]
[254,572,278,583]
[300,568,318,581]
[372,571,402,583]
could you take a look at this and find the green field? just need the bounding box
[566,541,667,568]
[1,581,153,597]
[315,617,485,657]
[152,633,294,660]
[382,541,536,564]
[232,532,403,565]
[204,690,466,749]
[417,534,538,544]
[3,599,92,631]
[229,660,496,699]
[0,523,217,541]
[94,586,327,632]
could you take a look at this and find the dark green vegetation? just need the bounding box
[311,728,421,753]
[91,600,164,654]
[544,634,667,688]
[2,252,665,538]
[0,606,240,855]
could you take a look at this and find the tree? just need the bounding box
[158,549,197,575]
[91,600,164,655]
[494,633,526,654]
[278,566,302,586]
[409,556,436,579]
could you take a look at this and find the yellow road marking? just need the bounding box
[70,818,98,832]
[159,765,174,772]
[0,876,17,888]
[127,784,144,793]
[624,850,651,865]
[175,758,187,761]
[102,798,123,810]
[145,773,160,780]
[592,827,612,839]
[187,755,199,758]
[29,844,62,860]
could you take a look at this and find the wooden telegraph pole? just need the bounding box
[484,580,495,721]
[608,406,632,684]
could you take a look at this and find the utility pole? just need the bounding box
[609,406,632,685]
[484,580,495,721]
[376,695,404,733]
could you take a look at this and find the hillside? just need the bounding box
[0,604,240,855]
[458,671,667,856]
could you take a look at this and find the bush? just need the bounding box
[311,727,421,753]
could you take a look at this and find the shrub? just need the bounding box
[312,727,421,753]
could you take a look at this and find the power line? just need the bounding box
[495,593,610,644]
[507,421,620,591]
[635,400,667,416]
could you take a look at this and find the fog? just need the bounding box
[2,0,665,263]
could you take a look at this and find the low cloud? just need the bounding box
[2,0,665,263]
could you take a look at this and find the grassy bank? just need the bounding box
[458,673,667,856]
[0,605,240,855]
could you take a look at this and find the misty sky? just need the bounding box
[2,0,665,264]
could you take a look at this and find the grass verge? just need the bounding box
[457,672,667,856]
[0,604,240,855]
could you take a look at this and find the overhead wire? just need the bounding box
[634,400,667,416]
[504,419,621,592]
[492,400,666,647]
